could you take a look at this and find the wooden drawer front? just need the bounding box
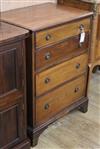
[36,53,88,96]
[36,33,89,71]
[36,75,87,125]
[36,18,90,48]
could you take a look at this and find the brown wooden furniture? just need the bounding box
[1,3,93,147]
[57,0,100,72]
[0,22,30,148]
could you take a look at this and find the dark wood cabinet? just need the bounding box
[0,22,30,149]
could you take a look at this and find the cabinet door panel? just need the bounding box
[0,99,24,148]
[0,42,23,97]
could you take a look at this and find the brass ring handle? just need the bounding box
[76,63,80,69]
[44,103,50,110]
[45,34,51,41]
[74,87,80,93]
[44,78,51,84]
[45,52,51,60]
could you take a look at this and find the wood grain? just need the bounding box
[36,33,89,71]
[36,53,88,96]
[0,22,28,45]
[36,18,90,48]
[1,3,93,31]
[36,74,87,125]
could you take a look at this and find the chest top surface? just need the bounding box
[1,3,93,31]
[0,22,29,44]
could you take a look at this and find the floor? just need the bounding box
[33,71,100,149]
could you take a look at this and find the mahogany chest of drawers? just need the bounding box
[1,3,93,147]
[0,22,30,148]
[31,16,92,146]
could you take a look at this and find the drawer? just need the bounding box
[36,53,88,96]
[36,74,87,125]
[36,18,90,48]
[36,33,89,71]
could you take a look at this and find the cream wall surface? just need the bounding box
[0,0,56,12]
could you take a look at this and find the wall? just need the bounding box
[0,0,56,12]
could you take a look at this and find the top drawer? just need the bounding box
[36,18,90,48]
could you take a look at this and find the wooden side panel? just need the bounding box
[96,14,100,60]
[96,42,100,60]
[36,53,88,96]
[0,41,26,148]
[97,15,100,39]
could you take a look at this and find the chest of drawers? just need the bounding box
[0,22,30,148]
[1,3,93,147]
[31,17,92,146]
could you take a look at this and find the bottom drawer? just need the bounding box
[36,74,87,125]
